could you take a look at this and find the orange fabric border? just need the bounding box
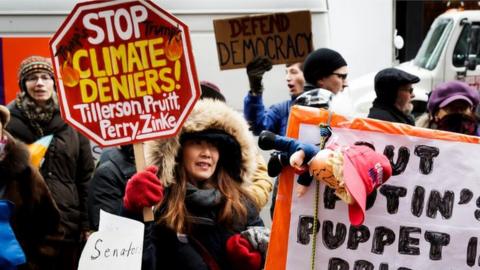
[2,37,51,104]
[265,105,480,270]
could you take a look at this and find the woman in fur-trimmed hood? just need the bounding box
[124,99,267,270]
[146,98,256,187]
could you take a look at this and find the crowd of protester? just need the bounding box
[1,41,479,269]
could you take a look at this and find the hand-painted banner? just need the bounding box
[50,0,200,147]
[266,105,480,270]
[213,10,313,70]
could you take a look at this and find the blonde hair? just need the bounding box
[327,149,344,183]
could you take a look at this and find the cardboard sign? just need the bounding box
[79,210,144,270]
[265,105,480,270]
[213,10,313,70]
[50,0,200,147]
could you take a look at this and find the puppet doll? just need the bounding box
[258,130,392,226]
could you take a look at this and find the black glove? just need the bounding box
[247,56,272,95]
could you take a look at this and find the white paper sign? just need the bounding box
[285,124,480,270]
[78,210,144,270]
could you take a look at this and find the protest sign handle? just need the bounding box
[133,143,155,222]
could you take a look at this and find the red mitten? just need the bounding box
[123,166,164,212]
[226,234,262,270]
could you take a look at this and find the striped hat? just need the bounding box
[17,56,54,91]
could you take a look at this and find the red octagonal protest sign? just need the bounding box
[50,0,200,147]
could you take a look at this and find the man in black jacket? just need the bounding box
[88,145,135,230]
[368,68,420,125]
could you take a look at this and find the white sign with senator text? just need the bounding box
[78,210,144,270]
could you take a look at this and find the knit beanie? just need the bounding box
[17,56,54,92]
[200,80,226,102]
[0,105,10,127]
[303,48,347,85]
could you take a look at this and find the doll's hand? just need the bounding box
[296,184,309,197]
[290,150,305,170]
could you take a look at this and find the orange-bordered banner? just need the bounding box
[266,105,480,269]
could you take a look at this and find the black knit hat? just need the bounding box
[200,81,226,102]
[374,68,420,105]
[303,48,347,85]
[180,129,242,181]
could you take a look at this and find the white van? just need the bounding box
[349,9,480,118]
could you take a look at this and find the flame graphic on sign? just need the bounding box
[61,52,80,87]
[165,34,183,61]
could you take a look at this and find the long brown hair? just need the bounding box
[159,153,258,233]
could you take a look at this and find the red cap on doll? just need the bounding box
[338,145,392,226]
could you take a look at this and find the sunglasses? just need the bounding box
[400,87,414,94]
[332,72,348,80]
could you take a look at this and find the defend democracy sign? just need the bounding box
[213,10,313,70]
[50,0,200,147]
[265,106,480,270]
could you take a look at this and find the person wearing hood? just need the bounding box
[0,105,61,269]
[88,81,272,232]
[243,57,305,136]
[123,99,268,270]
[417,80,480,135]
[368,68,420,125]
[5,55,94,269]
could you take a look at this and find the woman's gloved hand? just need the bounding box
[123,166,164,212]
[226,234,263,270]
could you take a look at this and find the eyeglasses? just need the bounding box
[400,87,414,94]
[25,73,52,82]
[332,73,348,80]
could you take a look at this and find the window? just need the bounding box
[414,18,453,70]
[453,23,480,67]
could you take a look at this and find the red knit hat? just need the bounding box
[226,234,262,270]
[200,80,226,102]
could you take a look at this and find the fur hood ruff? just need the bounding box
[145,99,256,187]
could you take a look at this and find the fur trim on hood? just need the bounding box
[0,132,30,176]
[145,99,256,187]
[0,105,10,127]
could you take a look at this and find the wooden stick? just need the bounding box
[133,143,154,222]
